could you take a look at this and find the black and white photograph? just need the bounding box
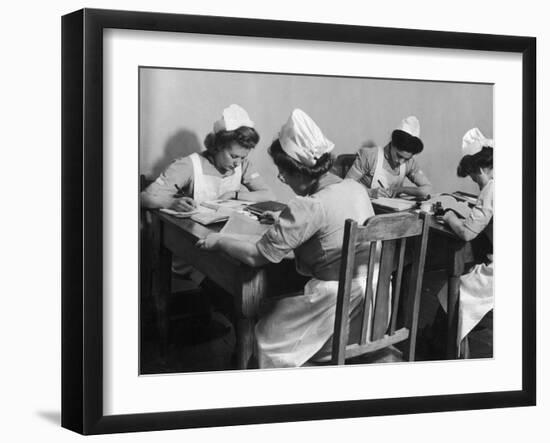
[2,0,547,441]
[138,67,494,374]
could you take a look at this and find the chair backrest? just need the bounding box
[331,154,356,178]
[331,211,429,365]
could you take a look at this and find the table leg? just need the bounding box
[235,269,267,369]
[150,215,172,359]
[447,245,465,359]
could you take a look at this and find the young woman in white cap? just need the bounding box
[346,116,433,199]
[197,109,375,368]
[141,104,274,211]
[441,127,494,354]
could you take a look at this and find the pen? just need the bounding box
[377,180,385,189]
[174,184,185,197]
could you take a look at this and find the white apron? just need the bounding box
[255,259,389,368]
[172,153,243,279]
[255,278,367,368]
[371,145,406,191]
[457,257,493,345]
[437,256,493,348]
[190,153,242,203]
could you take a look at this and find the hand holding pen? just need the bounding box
[373,180,391,198]
[171,184,197,212]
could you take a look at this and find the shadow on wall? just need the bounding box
[361,139,378,149]
[150,129,203,180]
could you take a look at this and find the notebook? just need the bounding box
[371,197,417,211]
[159,208,201,218]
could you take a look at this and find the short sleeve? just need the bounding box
[345,147,377,188]
[257,197,324,263]
[141,157,193,207]
[405,157,421,181]
[463,181,494,236]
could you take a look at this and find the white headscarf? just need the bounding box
[278,109,335,167]
[462,128,494,156]
[398,116,421,137]
[213,104,254,133]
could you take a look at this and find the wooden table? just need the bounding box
[149,211,307,369]
[373,204,474,359]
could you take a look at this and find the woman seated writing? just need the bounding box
[197,109,375,368]
[346,116,433,199]
[441,128,494,353]
[141,104,274,212]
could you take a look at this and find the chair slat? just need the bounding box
[331,219,358,365]
[331,212,429,366]
[390,238,407,334]
[371,239,397,341]
[357,212,422,242]
[359,241,378,345]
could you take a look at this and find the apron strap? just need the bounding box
[190,153,204,201]
[372,146,385,189]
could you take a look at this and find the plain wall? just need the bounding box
[140,68,492,202]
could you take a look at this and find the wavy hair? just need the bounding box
[203,126,260,153]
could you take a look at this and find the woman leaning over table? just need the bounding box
[345,116,433,199]
[441,128,494,352]
[197,109,375,368]
[140,104,274,212]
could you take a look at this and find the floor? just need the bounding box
[140,271,493,374]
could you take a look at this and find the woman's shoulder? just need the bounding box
[357,146,379,162]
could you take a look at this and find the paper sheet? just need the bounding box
[220,211,271,237]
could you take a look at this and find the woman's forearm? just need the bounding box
[396,184,433,198]
[216,236,269,267]
[140,191,170,209]
[238,189,276,202]
[444,212,477,241]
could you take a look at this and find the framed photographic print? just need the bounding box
[61,8,536,435]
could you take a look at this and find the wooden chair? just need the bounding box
[331,211,430,364]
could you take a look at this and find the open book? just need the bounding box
[371,197,418,211]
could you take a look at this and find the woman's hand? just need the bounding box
[369,187,391,199]
[171,196,197,212]
[195,234,222,251]
[388,186,402,198]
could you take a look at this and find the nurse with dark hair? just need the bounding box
[141,104,274,212]
[442,128,494,351]
[346,116,433,199]
[197,109,375,368]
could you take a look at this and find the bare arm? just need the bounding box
[196,234,270,267]
[393,170,433,198]
[442,211,478,242]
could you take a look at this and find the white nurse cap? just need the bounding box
[279,109,335,167]
[213,104,255,133]
[398,116,421,138]
[462,127,494,156]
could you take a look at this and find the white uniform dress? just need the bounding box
[142,152,255,279]
[457,179,494,345]
[255,173,375,368]
[345,145,427,191]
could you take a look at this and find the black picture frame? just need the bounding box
[61,8,536,435]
